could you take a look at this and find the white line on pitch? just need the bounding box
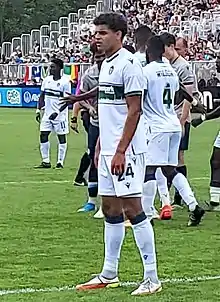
[0,274,219,296]
[0,177,209,186]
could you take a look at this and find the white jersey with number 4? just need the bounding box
[41,75,71,120]
[98,47,147,156]
[143,61,181,133]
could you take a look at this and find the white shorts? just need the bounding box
[98,153,145,197]
[214,130,220,148]
[146,131,181,166]
[40,119,69,135]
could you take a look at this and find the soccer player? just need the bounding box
[192,106,220,210]
[35,58,71,169]
[76,47,105,216]
[76,12,161,296]
[159,32,195,207]
[142,35,205,227]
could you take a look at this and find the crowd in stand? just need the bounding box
[1,0,220,66]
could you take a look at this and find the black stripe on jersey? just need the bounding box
[125,91,142,97]
[106,53,119,63]
[45,91,64,97]
[182,81,194,85]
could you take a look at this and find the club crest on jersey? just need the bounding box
[57,83,60,87]
[109,66,114,74]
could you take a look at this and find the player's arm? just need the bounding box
[36,78,46,123]
[59,86,99,113]
[116,61,143,155]
[191,105,220,128]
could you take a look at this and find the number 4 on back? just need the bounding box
[163,83,172,109]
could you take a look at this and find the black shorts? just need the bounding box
[179,122,191,151]
[88,124,99,159]
[81,110,90,133]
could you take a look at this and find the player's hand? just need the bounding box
[194,103,207,115]
[191,117,204,128]
[111,151,125,176]
[48,112,58,120]
[36,109,41,123]
[89,106,97,118]
[60,93,79,105]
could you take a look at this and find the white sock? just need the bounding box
[101,221,125,279]
[40,142,50,163]
[57,143,67,166]
[172,173,198,211]
[210,187,220,204]
[155,168,171,206]
[132,219,158,283]
[142,180,157,219]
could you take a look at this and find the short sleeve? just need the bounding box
[178,63,194,86]
[123,58,144,97]
[41,78,47,92]
[80,74,92,93]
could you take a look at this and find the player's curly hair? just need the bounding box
[93,12,127,40]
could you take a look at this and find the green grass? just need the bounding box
[0,108,220,301]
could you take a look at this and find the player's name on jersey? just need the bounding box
[156,70,176,78]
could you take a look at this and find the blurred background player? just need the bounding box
[35,58,71,169]
[143,35,205,227]
[72,42,99,187]
[76,46,105,216]
[76,12,161,296]
[160,33,195,207]
[192,105,220,211]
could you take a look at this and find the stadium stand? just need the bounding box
[1,0,220,84]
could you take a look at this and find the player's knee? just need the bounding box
[104,213,124,224]
[124,200,144,221]
[40,132,50,143]
[57,134,66,144]
[102,200,122,218]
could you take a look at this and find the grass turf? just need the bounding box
[0,108,219,301]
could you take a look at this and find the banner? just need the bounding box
[199,86,220,112]
[0,85,76,108]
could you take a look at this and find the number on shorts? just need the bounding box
[118,163,134,182]
[163,83,172,108]
[60,121,66,130]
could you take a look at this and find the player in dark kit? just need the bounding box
[192,106,220,211]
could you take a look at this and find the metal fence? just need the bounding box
[0,61,218,82]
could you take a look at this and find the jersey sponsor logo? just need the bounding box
[109,66,114,75]
[128,58,133,64]
[7,89,21,105]
[99,85,124,100]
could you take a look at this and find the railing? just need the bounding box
[0,61,219,82]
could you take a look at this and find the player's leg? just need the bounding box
[35,119,52,168]
[74,111,91,186]
[173,122,190,207]
[76,155,123,290]
[54,120,69,168]
[144,132,172,220]
[208,132,220,210]
[155,168,171,208]
[163,131,205,226]
[56,134,67,168]
[77,124,100,213]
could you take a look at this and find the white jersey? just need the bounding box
[41,75,71,119]
[143,61,181,133]
[135,51,170,67]
[98,48,147,156]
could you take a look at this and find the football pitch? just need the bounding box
[0,108,220,302]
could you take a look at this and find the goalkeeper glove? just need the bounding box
[36,109,41,123]
[191,115,206,128]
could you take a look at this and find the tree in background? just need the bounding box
[0,0,94,43]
